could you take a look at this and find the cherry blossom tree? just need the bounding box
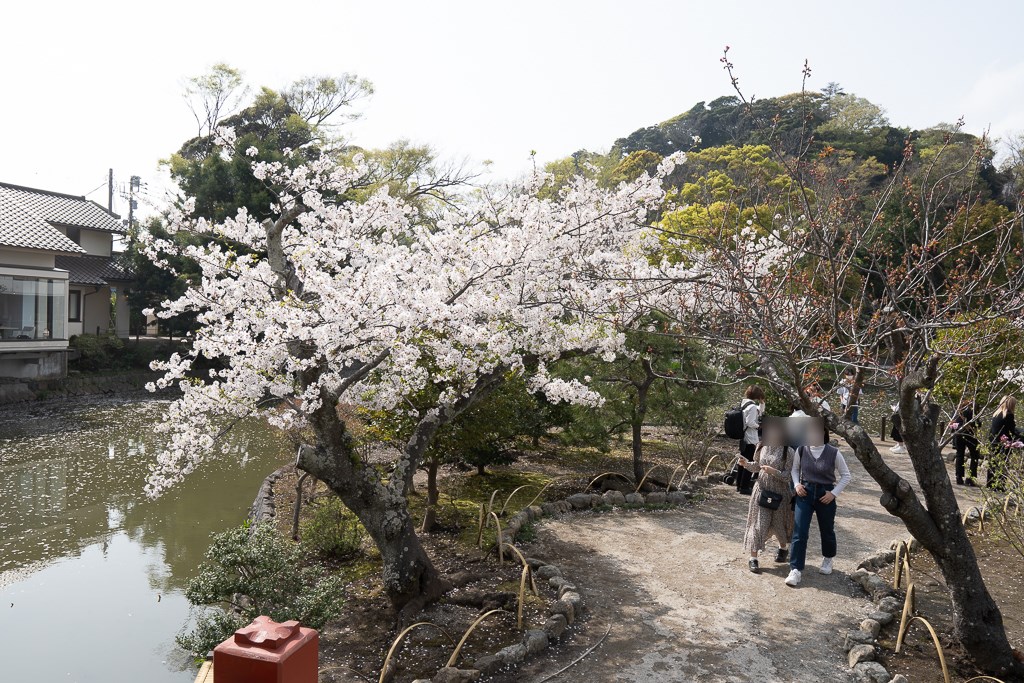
[144,132,694,617]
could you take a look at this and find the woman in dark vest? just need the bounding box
[786,418,852,587]
[988,395,1020,490]
[951,400,980,486]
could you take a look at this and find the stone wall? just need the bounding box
[0,369,162,404]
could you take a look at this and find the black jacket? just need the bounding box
[952,407,978,448]
[989,411,1019,449]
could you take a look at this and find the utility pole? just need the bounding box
[107,168,114,212]
[127,175,140,232]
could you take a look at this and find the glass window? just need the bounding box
[0,275,67,341]
[68,290,82,322]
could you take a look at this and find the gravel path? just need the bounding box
[505,439,983,683]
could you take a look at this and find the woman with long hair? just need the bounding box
[988,395,1020,490]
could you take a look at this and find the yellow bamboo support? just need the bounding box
[893,541,912,590]
[523,480,557,509]
[586,472,632,490]
[895,583,916,652]
[378,622,454,683]
[894,615,950,683]
[516,564,530,629]
[476,503,486,549]
[445,609,510,668]
[634,465,663,493]
[488,511,504,564]
[702,453,724,476]
[666,463,688,490]
[962,505,985,531]
[500,485,535,515]
[502,542,540,597]
[963,677,1009,682]
[486,489,501,518]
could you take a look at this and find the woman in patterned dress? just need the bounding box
[739,416,795,573]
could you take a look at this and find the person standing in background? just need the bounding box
[951,400,980,486]
[988,396,1020,490]
[837,369,859,424]
[736,385,766,496]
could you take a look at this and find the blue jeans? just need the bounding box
[849,406,859,424]
[790,481,837,571]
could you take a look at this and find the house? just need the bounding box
[0,181,131,380]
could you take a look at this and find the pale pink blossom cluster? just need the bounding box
[142,139,716,495]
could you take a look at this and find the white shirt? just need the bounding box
[791,444,852,496]
[742,400,762,445]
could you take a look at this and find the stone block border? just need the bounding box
[247,466,720,683]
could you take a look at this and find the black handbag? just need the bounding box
[758,488,783,510]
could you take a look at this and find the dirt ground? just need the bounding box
[500,438,987,683]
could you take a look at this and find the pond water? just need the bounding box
[0,395,290,682]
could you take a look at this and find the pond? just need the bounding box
[0,394,290,682]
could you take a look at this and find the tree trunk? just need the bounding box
[421,457,440,533]
[631,411,645,483]
[632,362,656,485]
[477,463,488,476]
[828,362,1024,678]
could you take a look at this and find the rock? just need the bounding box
[550,599,575,624]
[528,505,544,519]
[876,596,902,614]
[540,502,559,516]
[473,656,502,675]
[555,500,572,514]
[866,610,893,626]
[859,618,881,638]
[590,493,605,507]
[666,491,689,505]
[496,643,527,665]
[549,575,569,591]
[848,644,875,667]
[602,490,626,506]
[645,492,667,505]
[849,569,869,585]
[432,667,481,683]
[864,575,895,601]
[561,591,584,613]
[889,675,909,683]
[535,564,561,580]
[524,629,549,654]
[525,557,546,570]
[844,630,876,651]
[557,583,577,598]
[567,493,593,510]
[624,492,645,505]
[543,614,567,640]
[852,661,889,683]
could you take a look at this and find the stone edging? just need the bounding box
[249,465,291,524]
[838,539,925,683]
[248,465,718,683]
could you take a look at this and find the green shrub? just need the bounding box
[69,334,126,372]
[177,522,346,657]
[300,496,367,560]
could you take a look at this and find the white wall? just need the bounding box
[81,286,111,336]
[79,229,111,257]
[0,247,56,269]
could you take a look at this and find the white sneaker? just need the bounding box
[820,557,834,575]
[890,444,907,454]
[785,569,802,587]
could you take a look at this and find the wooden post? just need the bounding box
[881,415,887,443]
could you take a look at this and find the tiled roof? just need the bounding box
[55,254,133,286]
[0,182,125,234]
[0,190,86,254]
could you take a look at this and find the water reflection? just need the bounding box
[0,395,289,681]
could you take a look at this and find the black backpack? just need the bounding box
[724,400,751,440]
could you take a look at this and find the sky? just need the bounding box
[2,0,1023,219]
